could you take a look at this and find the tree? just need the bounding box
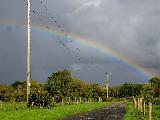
[119,83,143,98]
[45,70,72,102]
[148,77,160,97]
[142,77,160,120]
[109,86,121,98]
[68,78,86,101]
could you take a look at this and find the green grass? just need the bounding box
[143,104,160,120]
[0,102,27,111]
[123,102,143,120]
[0,102,112,120]
[123,102,160,120]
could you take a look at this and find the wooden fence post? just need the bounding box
[77,98,79,104]
[137,98,139,110]
[140,98,143,112]
[0,101,2,108]
[143,99,145,116]
[69,97,71,104]
[133,97,137,109]
[62,99,64,105]
[74,97,76,103]
[52,97,54,106]
[80,97,82,103]
[149,97,152,120]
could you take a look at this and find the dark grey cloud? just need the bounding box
[62,0,160,71]
[0,0,159,85]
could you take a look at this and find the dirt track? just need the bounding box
[62,103,126,120]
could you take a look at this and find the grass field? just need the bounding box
[0,102,112,120]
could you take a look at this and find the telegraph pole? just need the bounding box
[27,0,31,103]
[105,72,111,98]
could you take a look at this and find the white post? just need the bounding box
[27,0,31,103]
[105,72,111,98]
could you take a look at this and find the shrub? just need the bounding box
[27,91,54,108]
[153,97,160,105]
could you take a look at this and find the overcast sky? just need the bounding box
[0,0,160,86]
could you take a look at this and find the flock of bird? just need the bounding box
[23,0,81,61]
[22,0,100,73]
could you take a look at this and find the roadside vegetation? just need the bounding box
[123,102,143,120]
[123,101,160,120]
[124,77,160,120]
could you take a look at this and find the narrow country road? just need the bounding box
[62,103,126,120]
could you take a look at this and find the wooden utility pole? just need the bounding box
[27,0,31,103]
[105,72,111,98]
[106,82,109,98]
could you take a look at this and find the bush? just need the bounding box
[153,97,160,105]
[27,91,54,108]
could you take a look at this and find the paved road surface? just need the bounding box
[62,103,126,120]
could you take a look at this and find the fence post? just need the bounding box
[99,97,101,102]
[143,99,145,116]
[62,99,64,105]
[138,98,140,110]
[149,97,152,120]
[140,98,143,112]
[80,97,82,103]
[77,97,79,104]
[52,97,54,106]
[74,97,76,103]
[137,98,139,110]
[0,101,2,108]
[133,97,137,109]
[69,97,71,104]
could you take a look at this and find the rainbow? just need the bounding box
[0,20,158,79]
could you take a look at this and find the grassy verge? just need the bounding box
[0,102,112,120]
[143,104,160,120]
[123,102,142,120]
[123,102,160,120]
